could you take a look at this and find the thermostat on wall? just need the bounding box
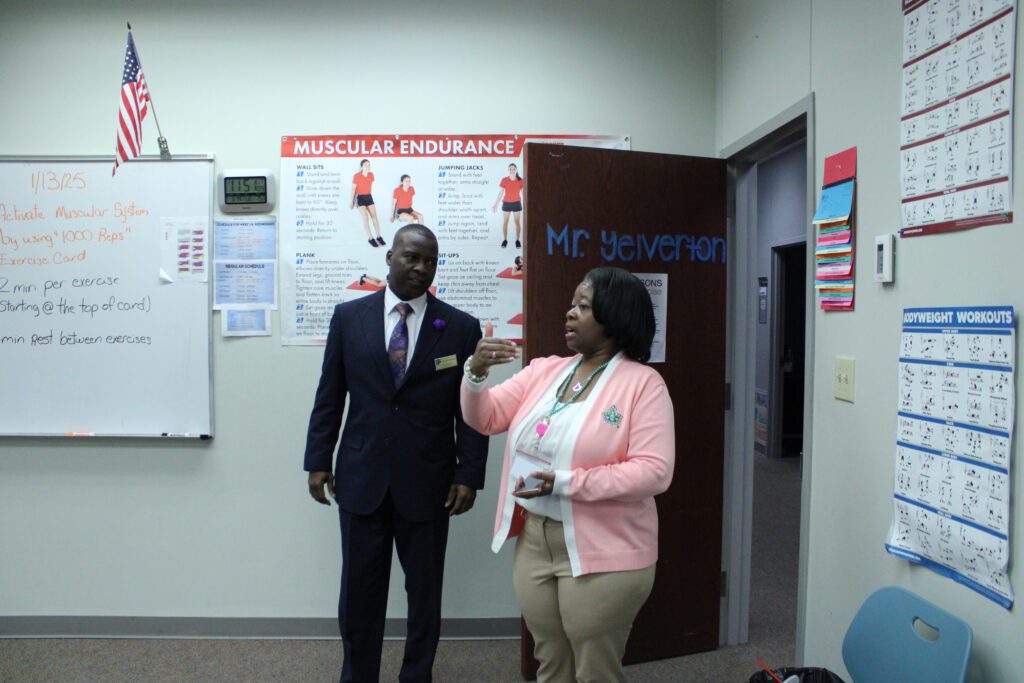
[875,233,894,283]
[217,168,276,214]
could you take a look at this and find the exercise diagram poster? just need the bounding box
[278,134,629,345]
[900,0,1017,236]
[886,306,1015,608]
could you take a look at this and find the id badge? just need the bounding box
[510,442,553,492]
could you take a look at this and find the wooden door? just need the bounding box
[521,143,727,672]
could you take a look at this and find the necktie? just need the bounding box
[387,302,412,386]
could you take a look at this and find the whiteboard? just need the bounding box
[0,156,213,437]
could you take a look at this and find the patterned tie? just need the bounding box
[387,302,412,386]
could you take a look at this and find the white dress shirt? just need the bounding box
[384,286,428,371]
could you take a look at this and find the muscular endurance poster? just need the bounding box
[886,306,1015,608]
[278,134,629,345]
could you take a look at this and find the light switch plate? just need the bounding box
[835,356,856,402]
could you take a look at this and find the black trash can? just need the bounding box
[748,667,846,683]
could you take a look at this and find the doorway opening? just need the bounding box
[771,242,806,460]
[747,139,807,667]
[720,94,815,665]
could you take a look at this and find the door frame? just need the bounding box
[719,94,816,662]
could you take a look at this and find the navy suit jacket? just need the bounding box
[304,290,488,521]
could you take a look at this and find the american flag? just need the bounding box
[112,32,150,175]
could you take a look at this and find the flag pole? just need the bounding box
[127,22,171,159]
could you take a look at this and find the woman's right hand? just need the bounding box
[469,322,519,376]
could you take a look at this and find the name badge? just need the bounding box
[511,444,554,492]
[434,354,458,371]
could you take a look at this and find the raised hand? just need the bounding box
[468,321,519,376]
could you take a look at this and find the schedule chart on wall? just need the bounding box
[899,0,1016,236]
[886,306,1015,608]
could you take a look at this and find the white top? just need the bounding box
[474,352,624,564]
[511,396,586,521]
[383,286,427,369]
[502,360,610,521]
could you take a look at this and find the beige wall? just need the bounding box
[718,1,1024,680]
[5,0,1020,675]
[0,0,717,623]
[717,0,811,149]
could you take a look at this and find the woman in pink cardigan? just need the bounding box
[462,267,675,683]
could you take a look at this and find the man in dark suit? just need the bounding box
[304,224,488,683]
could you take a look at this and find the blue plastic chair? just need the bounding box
[842,586,973,683]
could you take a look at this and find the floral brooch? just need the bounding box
[602,404,623,428]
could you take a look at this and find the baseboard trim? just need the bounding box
[0,617,521,640]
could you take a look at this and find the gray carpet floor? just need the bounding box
[0,454,801,683]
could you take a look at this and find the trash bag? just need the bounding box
[748,667,846,683]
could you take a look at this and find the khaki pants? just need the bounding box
[513,512,656,683]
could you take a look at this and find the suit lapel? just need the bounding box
[356,291,393,386]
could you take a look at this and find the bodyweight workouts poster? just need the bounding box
[886,306,1015,608]
[279,134,629,345]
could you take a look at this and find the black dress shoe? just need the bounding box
[368,239,378,247]
[515,240,521,248]
[501,240,508,248]
[377,236,386,246]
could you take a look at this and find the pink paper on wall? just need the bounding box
[818,229,852,246]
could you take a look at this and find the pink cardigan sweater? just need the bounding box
[462,353,675,576]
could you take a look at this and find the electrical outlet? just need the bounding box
[835,356,856,402]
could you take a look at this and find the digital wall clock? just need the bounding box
[217,168,276,213]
